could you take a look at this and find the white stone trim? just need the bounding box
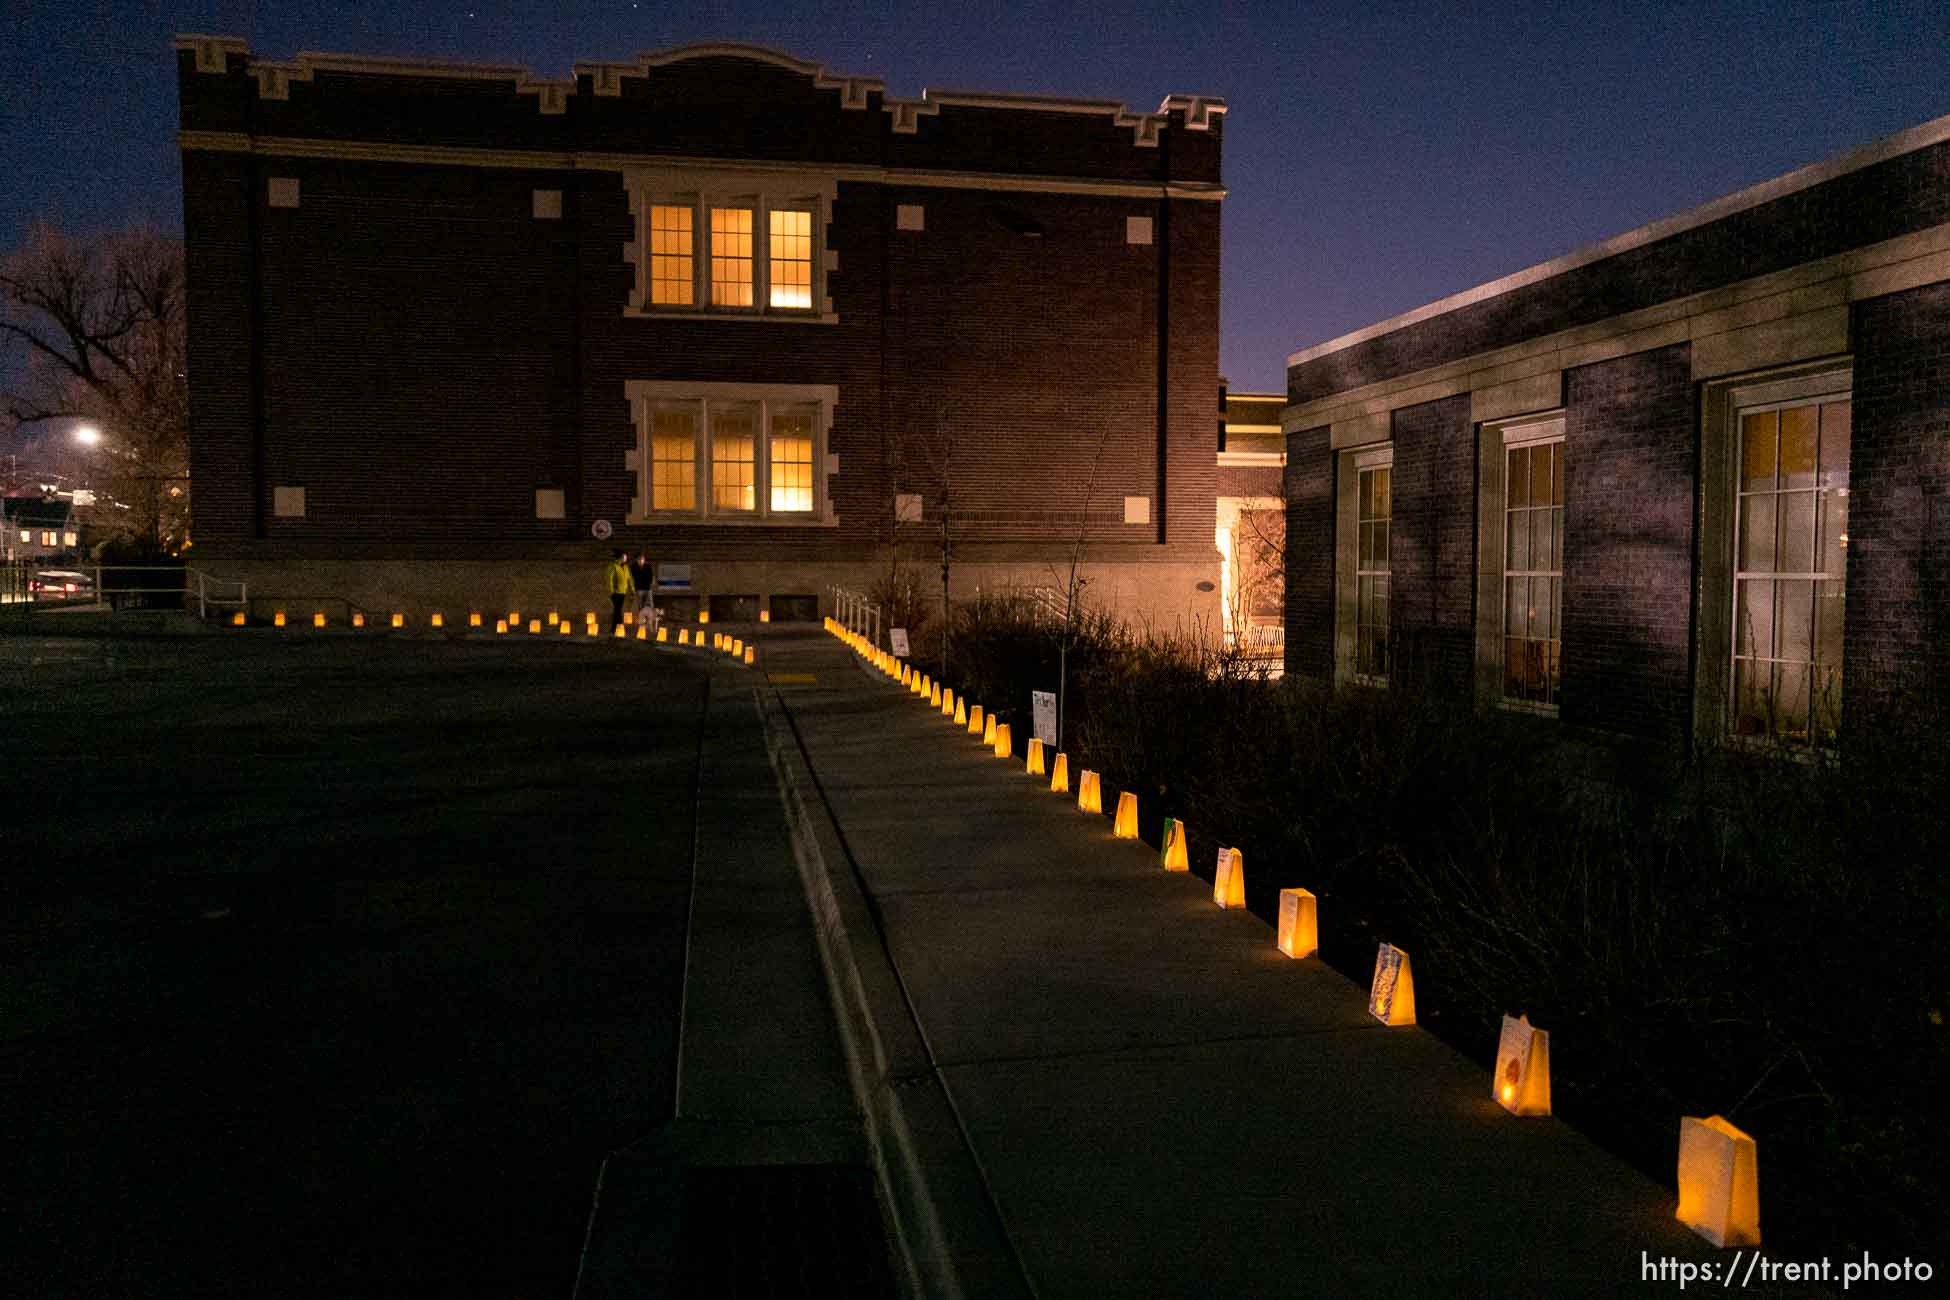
[272,485,305,517]
[896,203,925,232]
[1123,495,1151,525]
[176,130,1226,203]
[174,35,1223,140]
[267,177,299,208]
[1287,109,1950,368]
[532,188,562,220]
[1126,215,1153,245]
[1216,450,1284,468]
[535,488,565,519]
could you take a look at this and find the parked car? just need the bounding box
[29,569,95,601]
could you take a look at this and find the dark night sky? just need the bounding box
[3,0,1949,395]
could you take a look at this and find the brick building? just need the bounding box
[1216,386,1284,655]
[171,36,1225,627]
[1282,112,1950,746]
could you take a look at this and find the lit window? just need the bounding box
[649,205,694,306]
[17,529,27,543]
[1503,434,1563,708]
[769,210,813,309]
[769,408,815,512]
[63,531,77,546]
[709,207,754,307]
[42,530,57,546]
[711,404,758,513]
[628,381,835,523]
[651,406,697,511]
[1732,395,1850,744]
[1355,461,1390,683]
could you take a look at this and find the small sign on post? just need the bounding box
[890,627,911,657]
[1031,690,1057,747]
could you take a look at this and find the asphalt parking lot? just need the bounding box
[2,634,710,1297]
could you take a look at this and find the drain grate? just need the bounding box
[676,1164,898,1299]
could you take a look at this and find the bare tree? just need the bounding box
[1055,418,1119,750]
[1,222,189,552]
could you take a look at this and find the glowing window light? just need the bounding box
[698,609,710,624]
[768,208,813,309]
[649,204,694,305]
[760,609,771,623]
[709,206,754,306]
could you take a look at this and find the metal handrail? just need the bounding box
[830,584,882,650]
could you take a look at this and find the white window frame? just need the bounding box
[625,380,839,526]
[624,169,836,322]
[1498,416,1565,714]
[1335,443,1394,688]
[1697,363,1852,747]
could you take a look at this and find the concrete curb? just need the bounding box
[757,683,1031,1300]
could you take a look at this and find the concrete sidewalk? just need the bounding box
[758,628,1729,1299]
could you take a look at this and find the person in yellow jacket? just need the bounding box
[605,548,635,634]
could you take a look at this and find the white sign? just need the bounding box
[656,563,691,590]
[1031,691,1057,747]
[890,627,911,656]
[591,519,612,539]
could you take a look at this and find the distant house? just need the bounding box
[3,496,79,564]
[1281,111,1950,747]
[1216,385,1284,655]
[173,35,1227,629]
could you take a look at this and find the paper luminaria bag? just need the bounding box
[1048,751,1070,794]
[1160,818,1189,871]
[1076,770,1102,814]
[1676,1116,1761,1248]
[1276,888,1317,958]
[1493,1014,1551,1116]
[1112,791,1138,838]
[1212,847,1245,908]
[1368,943,1416,1025]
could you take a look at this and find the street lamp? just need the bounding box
[74,424,101,446]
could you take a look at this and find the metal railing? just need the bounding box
[984,582,1072,627]
[830,585,882,649]
[0,563,249,619]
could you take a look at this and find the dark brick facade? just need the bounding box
[1282,426,1334,680]
[1290,140,1950,404]
[176,40,1224,607]
[1560,345,1697,739]
[1386,395,1476,695]
[1281,116,1950,744]
[1844,281,1950,711]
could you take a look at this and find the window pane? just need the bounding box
[711,404,758,511]
[1741,411,1777,491]
[768,209,813,309]
[1820,489,1848,577]
[1813,579,1845,739]
[1772,661,1810,742]
[1780,405,1817,490]
[710,207,754,306]
[1738,495,1775,572]
[1547,576,1560,641]
[1531,444,1552,508]
[1374,521,1389,569]
[1551,442,1564,505]
[1778,490,1815,574]
[1507,447,1528,508]
[1550,505,1564,570]
[769,408,815,511]
[1819,400,1851,487]
[651,407,697,511]
[1374,467,1390,520]
[649,205,694,306]
[1775,578,1812,665]
[1361,469,1378,521]
[1735,579,1773,658]
[1504,637,1525,698]
[1505,578,1526,640]
[1359,521,1374,569]
[1732,659,1769,737]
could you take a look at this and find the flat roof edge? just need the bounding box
[1285,108,1950,369]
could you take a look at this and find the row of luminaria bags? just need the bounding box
[245,605,758,663]
[823,616,1763,1251]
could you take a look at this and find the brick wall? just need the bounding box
[178,45,1224,600]
[1387,395,1475,695]
[1845,281,1950,712]
[1283,425,1334,680]
[1560,343,1697,739]
[1290,141,1950,403]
